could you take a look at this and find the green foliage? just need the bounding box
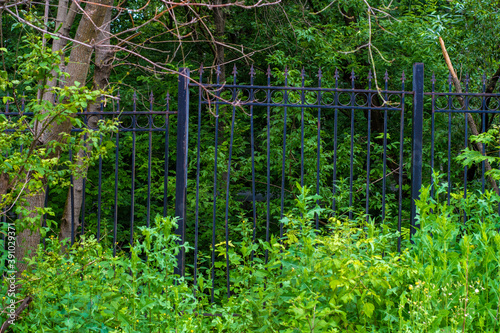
[224,184,408,332]
[397,176,500,332]
[457,126,500,180]
[4,176,500,331]
[1,216,253,332]
[0,35,118,236]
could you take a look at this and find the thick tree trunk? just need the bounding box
[17,0,112,272]
[59,5,114,241]
[43,0,78,95]
[15,192,44,277]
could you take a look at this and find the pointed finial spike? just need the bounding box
[216,65,221,76]
[334,68,339,80]
[431,72,436,84]
[402,71,406,83]
[199,64,204,74]
[232,64,237,76]
[116,91,121,101]
[150,91,154,102]
[482,73,487,84]
[350,69,356,81]
[384,70,389,81]
[284,65,288,77]
[318,68,322,79]
[133,91,137,100]
[266,65,272,77]
[448,73,453,85]
[368,70,373,80]
[464,74,470,84]
[249,64,255,77]
[166,92,170,101]
[301,67,305,77]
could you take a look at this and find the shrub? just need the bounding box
[2,181,500,332]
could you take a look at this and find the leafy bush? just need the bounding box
[2,216,233,332]
[2,180,500,332]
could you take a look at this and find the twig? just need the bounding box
[0,296,33,333]
[355,164,405,193]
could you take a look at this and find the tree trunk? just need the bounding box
[213,0,226,82]
[59,4,113,242]
[15,192,44,277]
[17,0,112,272]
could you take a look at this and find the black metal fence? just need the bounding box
[3,63,500,301]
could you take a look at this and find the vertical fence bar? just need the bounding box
[42,185,49,250]
[130,92,136,249]
[147,92,153,227]
[316,69,322,229]
[97,96,104,242]
[349,70,355,220]
[113,95,120,257]
[250,65,257,259]
[430,73,436,198]
[194,66,203,288]
[80,105,88,236]
[280,66,288,238]
[69,148,75,245]
[381,71,389,223]
[481,75,486,193]
[265,66,271,264]
[398,72,406,253]
[223,65,238,299]
[300,68,305,189]
[210,66,221,302]
[464,76,469,224]
[332,69,339,215]
[366,71,372,223]
[174,68,190,277]
[447,74,452,205]
[164,93,170,218]
[411,63,424,238]
[81,147,87,235]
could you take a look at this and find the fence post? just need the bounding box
[411,63,424,238]
[174,68,190,277]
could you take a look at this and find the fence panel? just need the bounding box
[182,65,409,301]
[3,63,500,303]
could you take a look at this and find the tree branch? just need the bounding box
[0,296,33,333]
[439,36,500,194]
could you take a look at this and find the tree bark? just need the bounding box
[213,0,226,82]
[17,0,113,272]
[59,4,113,242]
[15,192,44,277]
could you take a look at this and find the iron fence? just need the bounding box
[2,63,500,302]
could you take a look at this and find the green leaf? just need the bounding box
[363,302,375,318]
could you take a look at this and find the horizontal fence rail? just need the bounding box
[2,63,500,304]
